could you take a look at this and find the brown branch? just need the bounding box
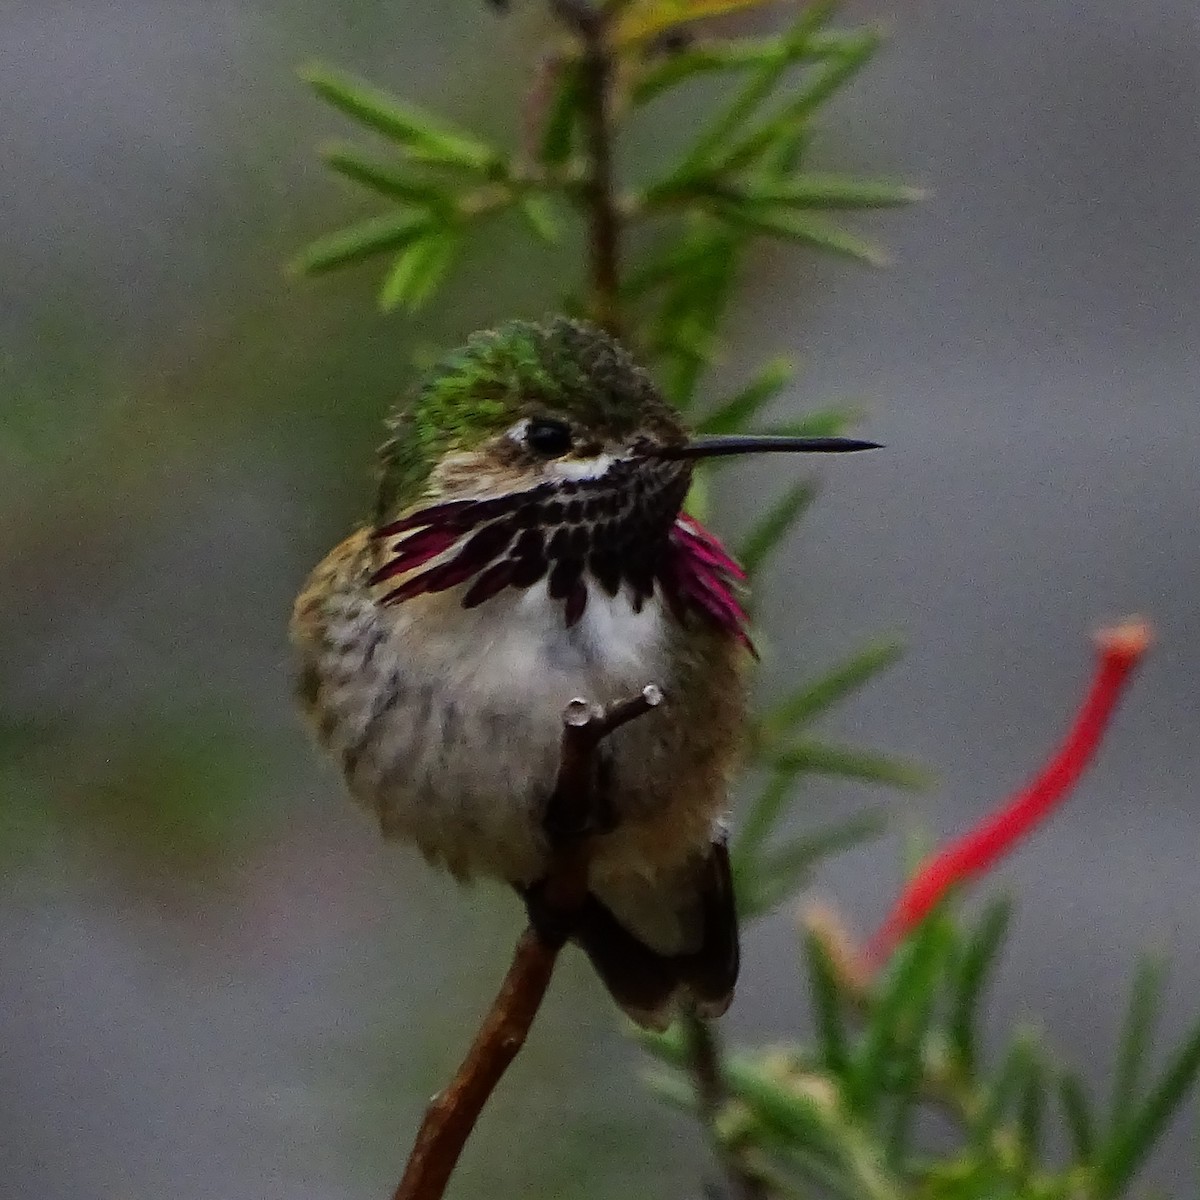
[553,0,622,337]
[681,1007,768,1200]
[391,929,558,1200]
[392,683,665,1200]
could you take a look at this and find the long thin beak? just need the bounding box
[656,433,883,460]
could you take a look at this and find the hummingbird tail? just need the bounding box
[570,828,740,1030]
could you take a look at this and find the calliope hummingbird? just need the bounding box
[291,317,877,1028]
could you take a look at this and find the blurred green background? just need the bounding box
[3,1,1199,1197]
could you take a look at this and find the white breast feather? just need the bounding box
[344,581,668,878]
[435,583,667,713]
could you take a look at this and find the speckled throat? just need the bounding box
[369,456,752,646]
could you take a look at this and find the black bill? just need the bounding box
[658,433,883,460]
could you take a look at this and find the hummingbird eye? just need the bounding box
[525,418,574,458]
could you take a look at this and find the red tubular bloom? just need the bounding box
[868,618,1154,963]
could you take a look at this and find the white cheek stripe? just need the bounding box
[552,454,616,481]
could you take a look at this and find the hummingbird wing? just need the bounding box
[570,825,739,1030]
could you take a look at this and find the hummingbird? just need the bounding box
[291,317,877,1029]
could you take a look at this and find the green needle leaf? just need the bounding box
[760,124,812,180]
[768,812,888,888]
[321,143,450,207]
[302,64,497,171]
[972,1029,1041,1149]
[641,1068,699,1116]
[379,229,461,312]
[622,232,721,299]
[804,927,850,1076]
[631,1022,688,1067]
[768,741,928,790]
[633,41,764,107]
[733,771,793,865]
[651,228,740,406]
[1095,1016,1200,1196]
[884,950,947,1163]
[662,175,922,214]
[737,176,927,210]
[696,359,793,435]
[737,481,817,577]
[539,62,581,166]
[1017,1046,1047,1166]
[759,1145,859,1200]
[289,213,434,276]
[739,810,886,919]
[757,406,863,440]
[517,194,564,244]
[631,29,863,107]
[673,0,840,174]
[1110,953,1167,1133]
[1059,1069,1096,1160]
[724,1055,838,1146]
[850,913,952,1116]
[736,767,883,863]
[712,203,889,266]
[724,1056,905,1200]
[709,29,881,175]
[759,640,904,745]
[950,898,1013,1073]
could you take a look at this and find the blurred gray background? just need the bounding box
[2,1,1197,1197]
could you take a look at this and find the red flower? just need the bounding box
[869,618,1153,962]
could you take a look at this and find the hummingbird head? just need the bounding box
[376,317,689,521]
[371,318,877,624]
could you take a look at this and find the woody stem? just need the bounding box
[553,0,622,337]
[390,685,664,1200]
[682,1006,769,1200]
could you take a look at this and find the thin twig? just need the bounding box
[521,50,563,166]
[682,1005,725,1126]
[553,0,622,336]
[391,930,559,1200]
[682,1007,768,1200]
[391,683,664,1200]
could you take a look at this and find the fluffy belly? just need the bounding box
[309,577,689,883]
